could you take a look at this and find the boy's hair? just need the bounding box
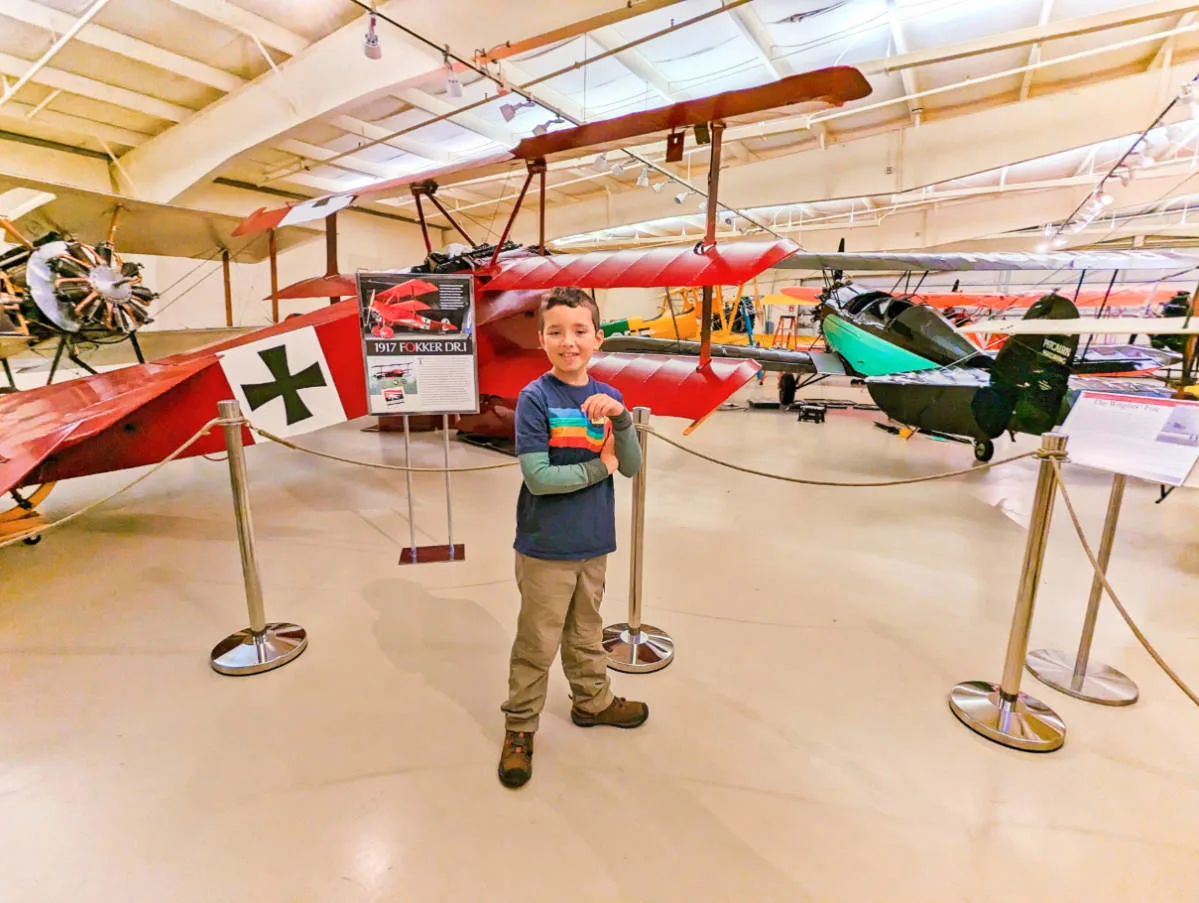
[538,286,601,332]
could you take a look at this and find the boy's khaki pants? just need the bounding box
[502,552,615,732]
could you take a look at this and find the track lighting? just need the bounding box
[674,190,690,204]
[363,10,382,59]
[636,166,649,188]
[500,99,536,122]
[531,116,565,136]
[652,180,665,193]
[591,152,609,173]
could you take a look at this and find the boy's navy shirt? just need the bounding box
[514,372,624,560]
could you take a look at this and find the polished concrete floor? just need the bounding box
[3,381,1199,902]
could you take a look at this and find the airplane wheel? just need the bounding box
[778,372,797,406]
[379,326,394,339]
[22,535,41,546]
[974,439,995,463]
[371,326,382,337]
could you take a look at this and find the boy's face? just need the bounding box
[539,303,602,378]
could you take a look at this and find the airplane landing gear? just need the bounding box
[974,439,995,463]
[778,372,797,406]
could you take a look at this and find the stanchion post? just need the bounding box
[1025,473,1138,705]
[209,400,308,676]
[948,431,1068,752]
[602,407,674,673]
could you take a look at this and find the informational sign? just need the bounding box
[355,271,479,416]
[1059,391,1199,486]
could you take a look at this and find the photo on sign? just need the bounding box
[357,274,474,340]
[1158,406,1199,447]
[368,358,421,410]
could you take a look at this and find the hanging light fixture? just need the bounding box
[363,7,382,59]
[636,166,650,188]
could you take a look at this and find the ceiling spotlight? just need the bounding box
[652,180,665,193]
[363,11,382,60]
[445,72,462,98]
[1051,236,1068,249]
[611,162,625,176]
[500,99,537,122]
[674,190,690,205]
[591,152,609,173]
[1097,190,1114,207]
[696,200,707,212]
[636,166,649,188]
[531,116,565,136]
[1042,224,1054,238]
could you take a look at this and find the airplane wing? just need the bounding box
[0,173,321,262]
[958,316,1199,335]
[0,303,367,496]
[600,335,816,373]
[774,250,1199,273]
[234,67,872,235]
[476,349,759,422]
[483,240,798,290]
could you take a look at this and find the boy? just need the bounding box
[498,286,646,789]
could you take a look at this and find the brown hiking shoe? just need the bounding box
[571,696,649,729]
[498,730,533,788]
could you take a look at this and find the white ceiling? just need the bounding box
[2,0,1199,253]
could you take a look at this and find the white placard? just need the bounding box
[1059,391,1199,486]
[356,272,479,416]
[217,326,347,439]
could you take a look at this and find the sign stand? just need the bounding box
[353,270,477,566]
[1025,473,1139,705]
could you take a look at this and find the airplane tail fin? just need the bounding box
[971,293,1080,438]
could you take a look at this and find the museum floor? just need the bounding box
[2,382,1198,902]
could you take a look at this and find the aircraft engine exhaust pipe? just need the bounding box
[209,399,309,676]
[602,406,674,673]
[948,431,1068,752]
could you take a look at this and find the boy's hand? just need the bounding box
[581,394,625,422]
[599,427,618,475]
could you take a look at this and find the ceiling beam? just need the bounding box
[493,59,587,122]
[330,115,451,163]
[392,87,518,147]
[588,25,676,103]
[1020,0,1057,101]
[1150,9,1199,68]
[164,0,308,56]
[0,97,150,147]
[885,0,922,125]
[0,0,243,92]
[846,0,1199,76]
[119,0,635,202]
[541,61,1199,239]
[730,6,787,80]
[0,51,193,122]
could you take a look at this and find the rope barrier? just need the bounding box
[1050,458,1199,708]
[253,420,1035,487]
[250,426,522,473]
[0,417,223,551]
[639,425,1037,487]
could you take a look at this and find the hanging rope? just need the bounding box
[0,418,223,551]
[638,425,1035,487]
[1050,458,1199,708]
[250,426,522,473]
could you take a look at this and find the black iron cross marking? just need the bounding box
[241,345,327,425]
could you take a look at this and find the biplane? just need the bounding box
[771,250,1199,461]
[0,175,318,389]
[0,66,873,539]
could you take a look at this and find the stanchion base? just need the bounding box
[1026,648,1138,706]
[948,680,1065,752]
[602,622,674,673]
[210,623,308,676]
